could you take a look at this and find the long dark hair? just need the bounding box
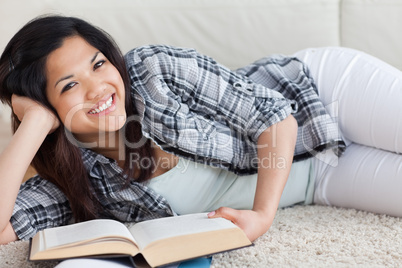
[0,15,153,222]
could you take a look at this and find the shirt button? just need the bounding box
[234,82,242,88]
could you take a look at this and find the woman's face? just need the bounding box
[46,36,126,143]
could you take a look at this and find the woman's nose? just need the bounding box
[85,78,106,100]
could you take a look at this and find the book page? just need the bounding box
[129,213,239,250]
[43,219,137,249]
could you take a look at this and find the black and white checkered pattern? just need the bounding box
[127,45,344,174]
[11,148,173,240]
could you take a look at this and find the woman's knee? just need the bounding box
[295,47,402,154]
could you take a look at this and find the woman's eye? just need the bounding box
[93,60,106,70]
[61,82,77,93]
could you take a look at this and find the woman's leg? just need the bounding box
[295,47,402,216]
[294,47,402,154]
[312,143,402,217]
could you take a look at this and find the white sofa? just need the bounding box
[3,0,402,69]
[1,0,402,124]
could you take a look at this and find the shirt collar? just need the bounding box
[79,147,122,179]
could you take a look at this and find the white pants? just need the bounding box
[294,47,402,216]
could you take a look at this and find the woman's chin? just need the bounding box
[96,113,127,132]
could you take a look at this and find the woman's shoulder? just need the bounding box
[124,45,198,63]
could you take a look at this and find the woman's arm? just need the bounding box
[0,95,59,244]
[127,46,297,241]
[0,223,17,244]
[126,45,294,171]
[209,115,297,241]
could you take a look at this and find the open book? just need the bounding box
[29,213,252,267]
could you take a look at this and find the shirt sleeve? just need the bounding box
[125,45,294,172]
[10,175,72,240]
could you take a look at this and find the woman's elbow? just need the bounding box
[0,222,18,245]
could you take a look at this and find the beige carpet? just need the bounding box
[1,205,401,267]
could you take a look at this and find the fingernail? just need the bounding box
[207,211,216,217]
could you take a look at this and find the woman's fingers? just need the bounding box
[11,94,60,133]
[208,207,273,242]
[208,207,240,224]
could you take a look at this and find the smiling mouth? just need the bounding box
[88,94,114,114]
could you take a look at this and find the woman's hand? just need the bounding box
[11,94,60,133]
[208,207,275,242]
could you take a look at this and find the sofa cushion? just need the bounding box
[0,0,340,69]
[341,0,402,70]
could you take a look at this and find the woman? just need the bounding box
[0,15,400,245]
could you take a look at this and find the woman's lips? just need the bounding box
[88,93,116,115]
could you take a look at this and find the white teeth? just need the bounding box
[89,96,113,114]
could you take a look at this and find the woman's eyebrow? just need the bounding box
[91,51,100,63]
[54,52,101,88]
[55,75,73,88]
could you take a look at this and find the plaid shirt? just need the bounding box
[127,45,344,173]
[11,45,344,240]
[11,148,174,240]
